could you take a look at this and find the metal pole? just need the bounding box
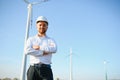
[20,4,32,80]
[70,48,72,80]
[104,61,108,80]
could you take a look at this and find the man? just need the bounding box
[25,16,57,80]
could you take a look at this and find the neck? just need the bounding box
[37,33,46,37]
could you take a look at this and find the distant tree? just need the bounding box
[56,78,60,80]
[13,78,19,80]
[2,77,11,80]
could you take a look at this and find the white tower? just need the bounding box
[104,60,108,80]
[70,48,73,80]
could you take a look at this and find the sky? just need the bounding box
[0,0,120,80]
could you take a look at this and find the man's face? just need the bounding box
[36,21,48,34]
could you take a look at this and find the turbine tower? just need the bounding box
[70,48,73,80]
[104,60,108,80]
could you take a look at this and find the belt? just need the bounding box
[33,63,51,68]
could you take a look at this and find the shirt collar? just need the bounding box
[35,34,48,39]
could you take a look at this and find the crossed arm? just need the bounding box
[32,45,49,55]
[25,38,57,56]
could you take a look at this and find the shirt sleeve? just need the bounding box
[41,38,57,54]
[25,37,43,56]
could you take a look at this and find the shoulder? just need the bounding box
[46,36,54,40]
[27,35,37,41]
[46,36,56,42]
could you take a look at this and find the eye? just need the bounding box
[37,22,47,27]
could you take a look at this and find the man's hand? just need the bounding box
[32,45,40,50]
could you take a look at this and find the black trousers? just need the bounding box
[27,64,53,80]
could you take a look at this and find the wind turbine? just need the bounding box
[70,48,73,80]
[104,60,108,80]
[20,0,49,80]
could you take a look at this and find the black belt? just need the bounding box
[33,63,51,68]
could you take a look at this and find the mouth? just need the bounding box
[39,29,46,33]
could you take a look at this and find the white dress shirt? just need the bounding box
[25,35,57,65]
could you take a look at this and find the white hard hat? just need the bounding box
[36,16,48,24]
